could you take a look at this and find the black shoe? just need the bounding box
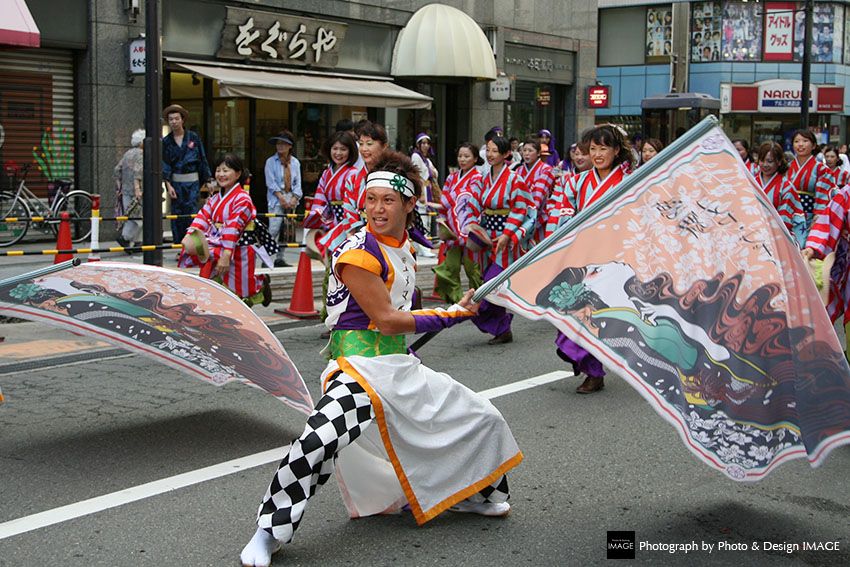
[274,258,289,268]
[488,331,513,345]
[116,235,129,249]
[262,275,272,307]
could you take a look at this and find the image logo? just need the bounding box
[607,531,636,560]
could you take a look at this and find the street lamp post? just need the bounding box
[800,0,814,130]
[142,0,163,266]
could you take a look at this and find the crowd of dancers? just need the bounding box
[169,115,850,566]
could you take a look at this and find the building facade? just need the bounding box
[596,0,850,150]
[0,0,599,230]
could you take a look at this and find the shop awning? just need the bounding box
[0,0,40,48]
[177,62,432,109]
[391,4,496,80]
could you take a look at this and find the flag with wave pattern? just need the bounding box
[0,262,313,414]
[478,117,850,480]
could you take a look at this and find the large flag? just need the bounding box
[0,261,313,414]
[477,117,850,481]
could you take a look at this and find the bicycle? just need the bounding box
[0,164,93,247]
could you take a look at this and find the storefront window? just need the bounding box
[722,2,762,61]
[211,99,249,160]
[692,2,846,64]
[646,5,673,62]
[691,2,722,62]
[169,72,205,139]
[794,2,836,62]
[505,81,556,144]
[598,7,646,66]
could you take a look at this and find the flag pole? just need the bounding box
[472,115,721,303]
[0,258,81,289]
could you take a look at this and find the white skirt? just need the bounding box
[322,354,523,525]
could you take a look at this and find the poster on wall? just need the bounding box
[834,5,844,64]
[722,1,762,60]
[646,5,673,61]
[691,2,722,62]
[794,2,835,62]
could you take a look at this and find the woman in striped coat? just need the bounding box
[180,153,272,306]
[787,129,836,239]
[512,138,555,245]
[546,125,635,394]
[753,142,806,247]
[823,145,850,188]
[472,135,535,344]
[305,131,361,257]
[432,142,485,303]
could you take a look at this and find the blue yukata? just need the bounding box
[162,129,212,243]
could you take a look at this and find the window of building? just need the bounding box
[598,7,647,66]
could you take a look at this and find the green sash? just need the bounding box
[330,329,406,358]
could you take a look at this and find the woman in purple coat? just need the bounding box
[538,129,561,168]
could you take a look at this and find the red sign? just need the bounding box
[764,2,795,61]
[536,88,551,107]
[588,86,610,108]
[818,87,844,112]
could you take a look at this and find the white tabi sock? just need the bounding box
[240,528,281,567]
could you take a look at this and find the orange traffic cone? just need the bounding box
[275,251,319,319]
[54,211,73,264]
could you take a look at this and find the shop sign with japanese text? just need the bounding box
[216,7,347,68]
[763,2,795,61]
[129,38,146,74]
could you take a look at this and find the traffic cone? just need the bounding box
[275,250,319,319]
[54,211,73,264]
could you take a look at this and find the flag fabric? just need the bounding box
[478,117,850,481]
[0,262,313,414]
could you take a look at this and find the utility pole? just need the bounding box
[142,0,163,266]
[800,0,813,129]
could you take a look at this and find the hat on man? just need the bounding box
[162,104,189,121]
[269,133,294,146]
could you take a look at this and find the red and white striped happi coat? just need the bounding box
[472,164,535,269]
[513,159,555,243]
[186,183,262,299]
[440,167,484,263]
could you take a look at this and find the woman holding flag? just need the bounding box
[472,135,535,344]
[240,151,522,567]
[545,124,635,393]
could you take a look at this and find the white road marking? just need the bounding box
[0,370,573,541]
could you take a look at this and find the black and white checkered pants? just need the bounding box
[255,370,510,543]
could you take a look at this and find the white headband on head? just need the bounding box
[365,171,416,198]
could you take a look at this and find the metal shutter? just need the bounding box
[0,48,75,197]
